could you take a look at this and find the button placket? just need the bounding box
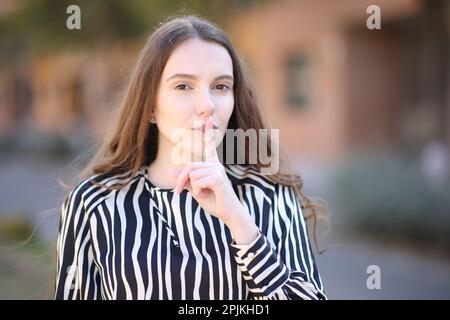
[245,252,255,264]
[144,179,180,248]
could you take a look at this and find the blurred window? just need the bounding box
[285,54,310,108]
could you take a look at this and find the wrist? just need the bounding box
[225,206,259,245]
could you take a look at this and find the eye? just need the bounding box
[174,84,192,90]
[214,84,231,90]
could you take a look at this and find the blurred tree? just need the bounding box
[0,0,266,60]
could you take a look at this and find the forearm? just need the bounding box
[224,203,259,245]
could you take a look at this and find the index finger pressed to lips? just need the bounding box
[173,117,219,194]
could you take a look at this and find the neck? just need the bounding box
[147,139,189,189]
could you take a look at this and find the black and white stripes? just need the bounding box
[55,164,326,300]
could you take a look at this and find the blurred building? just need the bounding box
[0,0,449,162]
[231,0,450,161]
[0,45,137,141]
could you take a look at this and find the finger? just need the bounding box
[189,167,214,181]
[173,162,215,194]
[205,116,219,163]
[185,180,193,195]
[174,164,193,194]
[189,168,215,195]
[193,174,220,193]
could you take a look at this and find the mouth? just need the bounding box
[191,124,219,132]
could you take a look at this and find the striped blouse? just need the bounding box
[55,164,326,300]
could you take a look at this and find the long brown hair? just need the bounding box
[66,14,329,252]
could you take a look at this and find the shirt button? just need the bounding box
[247,252,255,261]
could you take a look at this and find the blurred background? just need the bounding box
[0,0,449,299]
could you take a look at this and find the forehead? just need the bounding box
[162,38,233,77]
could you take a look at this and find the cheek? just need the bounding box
[215,96,234,143]
[157,95,193,126]
[155,96,191,145]
[213,90,232,106]
[218,95,234,122]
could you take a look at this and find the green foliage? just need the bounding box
[0,214,34,242]
[0,0,239,58]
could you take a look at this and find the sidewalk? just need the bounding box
[316,233,450,299]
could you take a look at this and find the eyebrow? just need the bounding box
[165,74,234,83]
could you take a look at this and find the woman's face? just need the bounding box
[154,38,234,162]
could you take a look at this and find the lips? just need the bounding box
[191,124,219,132]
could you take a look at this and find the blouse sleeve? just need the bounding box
[230,184,327,300]
[55,182,101,300]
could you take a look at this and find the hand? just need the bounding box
[169,116,245,224]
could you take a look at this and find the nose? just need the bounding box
[195,88,215,116]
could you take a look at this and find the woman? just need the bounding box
[55,15,327,300]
